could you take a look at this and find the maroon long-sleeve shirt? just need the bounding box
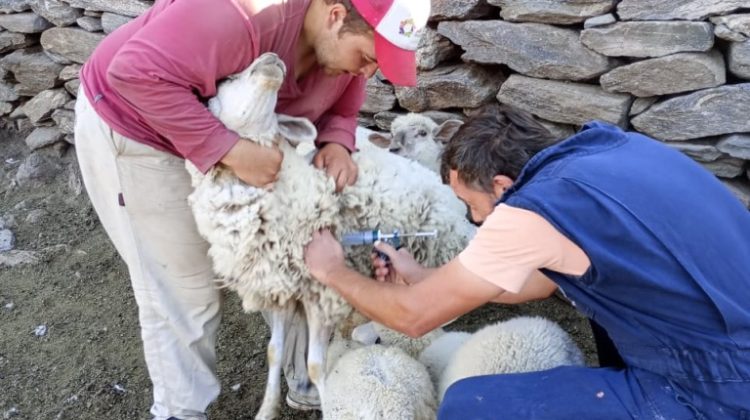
[80,0,366,172]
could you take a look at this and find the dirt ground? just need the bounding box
[0,125,596,420]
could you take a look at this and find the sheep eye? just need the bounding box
[418,130,427,137]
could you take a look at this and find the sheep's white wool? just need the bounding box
[189,61,474,328]
[186,53,475,419]
[324,344,437,420]
[418,331,472,386]
[187,54,347,324]
[438,316,585,399]
[353,321,446,359]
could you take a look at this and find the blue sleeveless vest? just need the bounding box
[498,122,750,392]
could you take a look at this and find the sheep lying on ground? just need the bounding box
[418,331,472,386]
[367,113,463,174]
[324,340,437,420]
[186,53,475,419]
[352,320,446,359]
[431,316,585,400]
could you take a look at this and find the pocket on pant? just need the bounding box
[116,148,215,292]
[115,139,192,214]
[119,162,193,213]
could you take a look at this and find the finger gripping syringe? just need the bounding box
[340,229,438,262]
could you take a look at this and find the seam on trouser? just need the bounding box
[113,138,219,418]
[76,92,172,414]
[113,147,198,418]
[81,91,175,409]
[75,92,215,419]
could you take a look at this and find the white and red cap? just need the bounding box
[351,0,430,86]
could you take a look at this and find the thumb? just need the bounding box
[312,150,326,169]
[374,240,399,259]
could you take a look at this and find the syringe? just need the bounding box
[340,229,438,263]
[340,229,438,246]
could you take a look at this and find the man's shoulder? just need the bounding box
[241,0,309,21]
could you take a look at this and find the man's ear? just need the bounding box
[277,114,317,146]
[327,2,347,28]
[368,132,392,149]
[492,175,514,199]
[434,119,464,144]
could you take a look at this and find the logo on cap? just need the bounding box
[399,18,416,37]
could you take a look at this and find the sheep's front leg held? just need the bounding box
[256,302,297,420]
[303,302,333,399]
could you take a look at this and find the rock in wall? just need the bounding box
[1,0,749,207]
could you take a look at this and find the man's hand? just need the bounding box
[371,241,432,285]
[304,229,347,285]
[313,143,358,192]
[220,139,283,188]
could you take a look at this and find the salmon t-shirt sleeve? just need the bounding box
[458,204,590,293]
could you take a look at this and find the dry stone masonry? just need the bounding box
[0,0,749,207]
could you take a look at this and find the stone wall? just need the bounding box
[1,0,749,207]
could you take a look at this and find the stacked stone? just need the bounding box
[362,0,750,208]
[0,0,749,207]
[0,0,145,152]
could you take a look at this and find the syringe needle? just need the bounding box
[399,230,438,238]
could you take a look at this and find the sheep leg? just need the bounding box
[302,302,332,399]
[255,302,296,420]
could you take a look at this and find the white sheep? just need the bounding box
[434,316,585,400]
[324,342,437,420]
[186,54,343,419]
[186,53,475,419]
[367,113,464,174]
[418,331,471,386]
[352,320,446,359]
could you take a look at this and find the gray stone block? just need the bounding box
[496,74,632,126]
[600,51,725,97]
[439,20,616,81]
[632,84,750,140]
[490,0,616,25]
[581,21,714,58]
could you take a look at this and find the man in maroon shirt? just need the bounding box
[73,0,429,418]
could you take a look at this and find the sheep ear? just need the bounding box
[351,321,380,345]
[434,119,464,144]
[368,132,392,149]
[277,114,317,146]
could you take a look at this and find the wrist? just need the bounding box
[408,267,434,285]
[220,139,244,167]
[319,141,352,154]
[321,263,350,286]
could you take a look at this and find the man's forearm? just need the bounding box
[325,266,422,334]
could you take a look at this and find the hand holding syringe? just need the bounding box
[340,229,438,262]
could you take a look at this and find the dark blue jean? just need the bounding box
[439,366,747,419]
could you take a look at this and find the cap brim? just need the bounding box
[374,32,417,87]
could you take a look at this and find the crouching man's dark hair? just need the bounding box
[440,104,560,192]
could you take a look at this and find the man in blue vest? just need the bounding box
[304,104,750,418]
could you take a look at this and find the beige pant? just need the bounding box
[74,91,314,419]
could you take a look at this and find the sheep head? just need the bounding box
[368,113,463,173]
[208,52,316,148]
[190,53,317,185]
